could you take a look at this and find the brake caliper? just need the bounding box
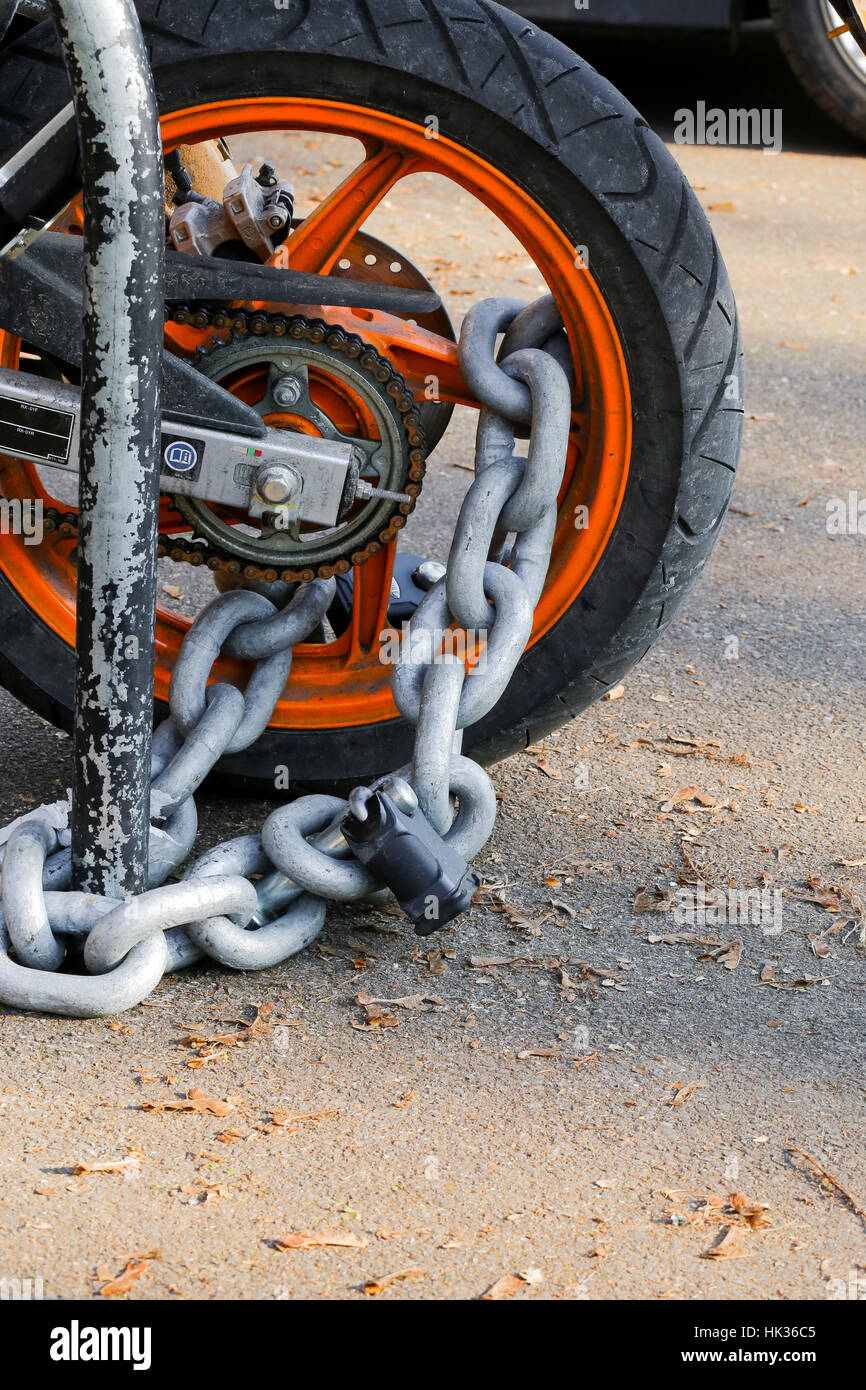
[169,159,294,262]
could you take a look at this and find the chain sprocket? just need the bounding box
[43,307,427,585]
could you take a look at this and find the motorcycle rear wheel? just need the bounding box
[0,0,743,793]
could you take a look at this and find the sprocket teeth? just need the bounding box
[150,304,431,582]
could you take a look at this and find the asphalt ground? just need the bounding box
[0,20,863,1302]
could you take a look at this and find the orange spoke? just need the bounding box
[349,542,397,660]
[314,306,476,408]
[288,145,419,275]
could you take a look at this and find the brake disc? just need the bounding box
[328,228,456,452]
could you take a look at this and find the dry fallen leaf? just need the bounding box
[363,1266,427,1296]
[535,757,562,780]
[717,939,744,971]
[98,1258,150,1298]
[668,1080,706,1108]
[658,786,719,814]
[257,1107,340,1136]
[603,683,625,702]
[215,1127,247,1144]
[141,1088,233,1117]
[273,1229,368,1252]
[481,1273,526,1300]
[70,1152,143,1176]
[356,992,443,1013]
[708,201,736,212]
[176,1181,232,1206]
[426,949,448,976]
[728,1192,771,1230]
[702,1225,749,1260]
[633,886,676,914]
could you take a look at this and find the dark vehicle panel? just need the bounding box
[511,0,737,29]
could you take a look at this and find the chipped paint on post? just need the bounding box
[46,0,164,898]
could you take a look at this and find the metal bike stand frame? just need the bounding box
[46,0,164,899]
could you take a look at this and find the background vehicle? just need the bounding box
[508,1,866,144]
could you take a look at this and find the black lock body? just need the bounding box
[342,788,481,936]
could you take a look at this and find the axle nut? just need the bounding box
[255,463,302,506]
[273,374,304,408]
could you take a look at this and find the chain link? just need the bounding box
[0,296,571,1016]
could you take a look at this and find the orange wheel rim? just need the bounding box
[0,98,631,731]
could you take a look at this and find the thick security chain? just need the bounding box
[0,296,572,1017]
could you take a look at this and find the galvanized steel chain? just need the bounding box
[0,295,572,1017]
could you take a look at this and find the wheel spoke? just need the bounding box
[313,306,476,408]
[349,542,397,659]
[288,144,419,275]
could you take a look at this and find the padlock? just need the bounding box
[341,778,481,936]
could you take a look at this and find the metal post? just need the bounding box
[46,0,164,898]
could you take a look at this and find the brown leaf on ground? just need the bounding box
[356,992,444,1012]
[759,961,777,983]
[485,893,550,933]
[708,201,736,212]
[469,955,518,968]
[717,939,744,971]
[71,1152,143,1176]
[363,1266,427,1296]
[141,1088,233,1116]
[573,1053,599,1070]
[633,886,676,913]
[809,932,833,959]
[98,1258,150,1298]
[702,1225,749,1259]
[658,786,719,814]
[257,1107,340,1136]
[646,932,727,948]
[728,1193,772,1230]
[517,1045,559,1061]
[352,997,400,1032]
[426,949,448,975]
[667,1081,706,1108]
[801,879,842,909]
[273,1229,368,1252]
[481,1273,526,1300]
[638,735,749,768]
[535,757,562,780]
[176,1182,232,1206]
